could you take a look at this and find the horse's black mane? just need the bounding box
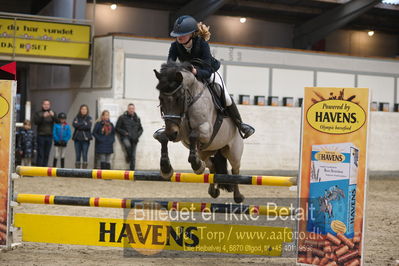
[156,61,192,93]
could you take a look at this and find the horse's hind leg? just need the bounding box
[224,148,245,203]
[188,131,205,174]
[232,177,244,203]
[154,130,173,179]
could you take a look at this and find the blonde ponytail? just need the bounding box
[195,22,211,41]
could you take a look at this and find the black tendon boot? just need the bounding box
[106,163,111,170]
[61,158,65,168]
[226,102,255,139]
[53,158,58,167]
[100,162,107,169]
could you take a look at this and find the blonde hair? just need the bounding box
[194,22,211,41]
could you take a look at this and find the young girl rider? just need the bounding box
[166,15,255,139]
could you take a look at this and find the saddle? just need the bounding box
[198,81,227,150]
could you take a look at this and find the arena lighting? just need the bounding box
[240,17,246,23]
[110,4,117,10]
[368,30,375,37]
[382,0,399,4]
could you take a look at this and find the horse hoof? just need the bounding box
[193,161,206,175]
[234,194,245,203]
[208,186,220,198]
[161,167,173,180]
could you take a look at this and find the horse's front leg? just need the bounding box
[188,131,205,174]
[153,129,173,179]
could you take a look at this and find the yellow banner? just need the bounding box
[297,87,369,265]
[15,213,293,256]
[0,18,90,59]
[0,80,16,247]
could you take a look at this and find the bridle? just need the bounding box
[159,73,204,128]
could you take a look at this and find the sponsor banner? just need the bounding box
[0,18,90,59]
[15,213,293,256]
[0,80,16,247]
[297,87,369,265]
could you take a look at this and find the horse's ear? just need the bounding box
[153,69,161,80]
[176,71,183,83]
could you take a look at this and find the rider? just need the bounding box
[161,15,255,139]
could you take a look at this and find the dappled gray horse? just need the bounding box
[153,62,245,203]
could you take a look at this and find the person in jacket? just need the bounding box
[93,110,115,169]
[33,99,57,166]
[115,103,143,170]
[72,104,92,169]
[17,120,37,166]
[52,112,71,168]
[166,15,254,139]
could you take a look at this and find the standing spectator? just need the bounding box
[93,110,115,169]
[72,104,92,169]
[33,99,57,166]
[17,120,37,166]
[115,103,143,170]
[52,113,71,168]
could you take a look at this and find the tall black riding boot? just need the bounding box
[61,158,65,168]
[53,158,57,167]
[226,102,255,139]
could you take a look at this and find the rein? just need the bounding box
[160,80,204,125]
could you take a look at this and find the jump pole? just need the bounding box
[16,166,296,187]
[16,193,293,216]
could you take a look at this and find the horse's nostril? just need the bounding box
[169,131,178,141]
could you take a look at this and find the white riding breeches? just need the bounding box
[210,72,232,106]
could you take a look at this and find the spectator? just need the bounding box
[115,103,143,170]
[93,110,115,169]
[33,99,57,166]
[52,113,71,168]
[72,104,92,169]
[17,120,37,166]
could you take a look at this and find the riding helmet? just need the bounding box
[170,15,198,37]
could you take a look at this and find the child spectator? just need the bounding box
[52,112,71,168]
[18,120,37,166]
[93,110,115,169]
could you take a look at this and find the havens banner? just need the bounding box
[0,80,16,247]
[15,213,293,256]
[297,87,370,266]
[0,18,90,59]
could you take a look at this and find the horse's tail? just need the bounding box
[213,150,227,174]
[212,150,233,192]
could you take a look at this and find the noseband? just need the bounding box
[160,79,204,127]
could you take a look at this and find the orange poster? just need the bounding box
[0,80,16,247]
[297,87,370,266]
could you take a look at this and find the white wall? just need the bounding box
[225,65,269,103]
[316,72,355,88]
[272,68,313,100]
[124,58,164,100]
[358,75,395,106]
